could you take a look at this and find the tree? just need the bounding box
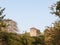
[44,0,60,45]
[0,7,5,20]
[50,0,60,18]
[0,7,6,31]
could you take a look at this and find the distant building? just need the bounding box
[2,19,18,33]
[30,27,40,36]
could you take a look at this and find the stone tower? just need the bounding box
[30,27,40,36]
[2,19,18,33]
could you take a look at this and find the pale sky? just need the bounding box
[0,0,58,33]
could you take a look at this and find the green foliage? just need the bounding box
[0,31,45,45]
[50,0,60,18]
[44,20,60,45]
[45,0,60,44]
[0,8,7,32]
[0,7,5,20]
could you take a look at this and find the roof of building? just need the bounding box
[30,27,40,31]
[3,19,17,24]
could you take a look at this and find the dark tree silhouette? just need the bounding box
[50,0,60,18]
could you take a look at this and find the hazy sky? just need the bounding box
[0,0,58,33]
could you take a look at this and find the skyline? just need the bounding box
[0,0,58,33]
